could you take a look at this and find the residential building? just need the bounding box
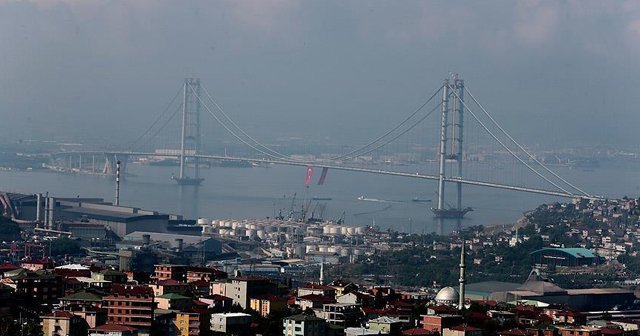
[210,313,252,334]
[322,303,361,327]
[283,314,327,336]
[41,310,88,336]
[249,294,288,317]
[103,284,155,331]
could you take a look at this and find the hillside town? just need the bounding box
[0,192,639,336]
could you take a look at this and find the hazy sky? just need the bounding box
[1,0,639,149]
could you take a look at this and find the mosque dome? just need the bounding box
[435,286,459,305]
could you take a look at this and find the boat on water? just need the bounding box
[312,196,333,201]
[412,197,432,203]
[431,207,473,218]
[171,175,205,186]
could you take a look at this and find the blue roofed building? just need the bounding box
[530,247,601,267]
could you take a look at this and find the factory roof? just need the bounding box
[125,231,211,245]
[62,207,167,223]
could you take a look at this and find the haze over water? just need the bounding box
[0,161,638,234]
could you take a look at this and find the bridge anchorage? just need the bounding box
[172,78,204,186]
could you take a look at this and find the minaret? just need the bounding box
[458,240,466,310]
[319,262,325,285]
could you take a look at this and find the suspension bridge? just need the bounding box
[50,74,599,218]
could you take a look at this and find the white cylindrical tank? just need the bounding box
[340,226,349,235]
[347,227,355,235]
[318,246,329,253]
[323,225,332,235]
[328,246,337,253]
[197,218,209,226]
[257,230,265,239]
[355,227,365,235]
[246,229,255,237]
[329,227,338,235]
[340,247,350,257]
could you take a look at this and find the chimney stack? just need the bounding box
[459,240,466,310]
[115,160,121,206]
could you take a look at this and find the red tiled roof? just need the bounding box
[600,328,624,335]
[189,279,210,286]
[302,283,335,290]
[0,264,18,271]
[499,328,532,336]
[204,294,232,301]
[110,284,153,296]
[157,279,188,286]
[297,294,335,303]
[92,324,138,332]
[46,311,75,318]
[251,293,286,301]
[450,325,482,332]
[429,305,458,314]
[403,328,435,335]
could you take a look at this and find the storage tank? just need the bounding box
[340,247,350,257]
[257,230,265,239]
[197,218,209,226]
[323,225,332,235]
[329,227,338,235]
[340,226,349,235]
[318,246,329,253]
[347,227,355,235]
[246,229,255,237]
[355,227,365,235]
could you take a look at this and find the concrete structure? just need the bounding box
[283,314,327,336]
[209,313,252,334]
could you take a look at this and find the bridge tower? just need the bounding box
[433,75,470,218]
[174,78,204,185]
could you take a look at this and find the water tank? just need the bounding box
[329,227,338,235]
[347,227,355,235]
[355,227,365,235]
[197,218,209,226]
[323,225,332,235]
[340,226,349,235]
